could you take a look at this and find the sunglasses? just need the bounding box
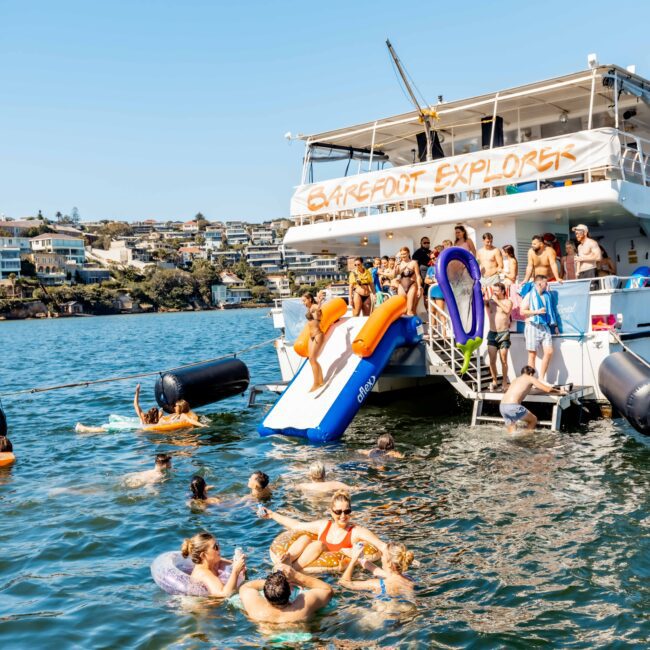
[213,542,220,551]
[422,241,430,245]
[332,508,352,516]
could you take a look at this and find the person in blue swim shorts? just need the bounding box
[500,366,567,434]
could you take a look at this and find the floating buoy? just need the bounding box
[598,351,650,435]
[155,358,250,413]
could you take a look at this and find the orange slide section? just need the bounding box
[352,295,407,357]
[294,297,348,357]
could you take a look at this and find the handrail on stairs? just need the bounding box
[426,290,484,393]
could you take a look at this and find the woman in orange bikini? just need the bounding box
[259,491,387,571]
[302,292,325,391]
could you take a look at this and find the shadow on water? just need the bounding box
[0,310,649,647]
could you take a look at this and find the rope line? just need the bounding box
[0,337,279,399]
[609,329,650,369]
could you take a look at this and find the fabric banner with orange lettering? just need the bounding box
[290,128,619,217]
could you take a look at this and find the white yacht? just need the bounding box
[269,61,650,431]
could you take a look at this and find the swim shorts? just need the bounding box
[499,403,529,425]
[525,321,552,351]
[487,330,511,350]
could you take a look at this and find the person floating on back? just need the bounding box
[238,554,333,624]
[500,366,567,434]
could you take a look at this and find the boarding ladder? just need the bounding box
[425,301,593,431]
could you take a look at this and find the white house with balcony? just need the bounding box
[225,222,250,246]
[204,227,224,251]
[251,226,275,245]
[246,244,283,272]
[0,236,31,254]
[30,234,85,265]
[0,246,21,280]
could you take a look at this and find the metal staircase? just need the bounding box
[425,301,593,431]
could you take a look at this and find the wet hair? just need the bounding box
[308,461,326,481]
[482,232,493,240]
[263,571,291,607]
[455,225,468,240]
[251,470,269,489]
[0,437,13,453]
[531,234,544,243]
[493,282,506,293]
[502,244,515,257]
[534,274,548,282]
[190,475,208,500]
[175,400,190,414]
[155,453,172,468]
[330,489,351,510]
[181,531,216,565]
[302,292,315,303]
[386,542,414,574]
[377,433,395,451]
[521,365,536,376]
[143,407,160,424]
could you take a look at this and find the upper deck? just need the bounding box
[285,65,650,254]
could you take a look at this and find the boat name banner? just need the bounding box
[291,129,619,216]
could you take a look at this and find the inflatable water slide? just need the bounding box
[258,296,422,443]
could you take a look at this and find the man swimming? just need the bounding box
[500,366,567,434]
[238,554,333,624]
[295,461,351,494]
[248,470,272,500]
[123,453,172,488]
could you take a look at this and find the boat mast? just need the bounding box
[386,39,433,162]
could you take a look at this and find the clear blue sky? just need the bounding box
[2,0,648,223]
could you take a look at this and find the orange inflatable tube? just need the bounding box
[293,297,348,357]
[144,420,197,432]
[0,452,16,467]
[352,295,407,357]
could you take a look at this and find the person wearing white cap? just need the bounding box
[572,224,601,279]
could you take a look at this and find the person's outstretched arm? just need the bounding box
[339,545,382,592]
[260,508,322,534]
[133,384,146,424]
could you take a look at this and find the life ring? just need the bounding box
[435,246,484,374]
[150,551,244,596]
[269,529,380,575]
[293,298,348,357]
[0,452,15,467]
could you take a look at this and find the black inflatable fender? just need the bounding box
[0,407,6,437]
[155,358,250,413]
[598,351,650,435]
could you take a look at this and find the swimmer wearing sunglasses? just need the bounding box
[258,490,387,571]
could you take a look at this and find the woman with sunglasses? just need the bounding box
[180,531,246,597]
[348,257,375,316]
[259,491,386,571]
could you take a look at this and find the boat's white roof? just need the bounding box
[300,64,649,155]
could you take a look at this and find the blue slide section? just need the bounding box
[258,316,422,443]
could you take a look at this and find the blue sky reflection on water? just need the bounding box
[0,310,649,647]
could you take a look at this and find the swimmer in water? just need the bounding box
[180,531,246,597]
[359,434,404,459]
[123,453,172,488]
[339,541,415,600]
[188,475,222,507]
[295,461,351,495]
[0,436,15,465]
[239,554,333,623]
[248,471,272,500]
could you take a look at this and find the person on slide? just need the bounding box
[239,554,332,623]
[302,292,325,392]
[259,490,386,571]
[339,540,415,600]
[394,247,422,316]
[180,531,246,597]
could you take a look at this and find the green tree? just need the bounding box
[144,268,196,309]
[20,258,36,277]
[190,259,220,305]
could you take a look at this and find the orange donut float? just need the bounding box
[352,295,407,357]
[269,529,380,575]
[143,421,195,432]
[293,297,348,358]
[0,452,16,467]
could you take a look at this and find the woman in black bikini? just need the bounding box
[395,247,422,316]
[302,292,325,391]
[348,257,375,317]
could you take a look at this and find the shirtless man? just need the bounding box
[248,471,272,500]
[239,557,333,624]
[572,224,602,279]
[484,282,512,391]
[477,232,504,294]
[523,235,562,283]
[500,366,567,434]
[295,461,351,495]
[123,453,172,488]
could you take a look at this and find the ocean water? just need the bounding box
[1,309,649,648]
